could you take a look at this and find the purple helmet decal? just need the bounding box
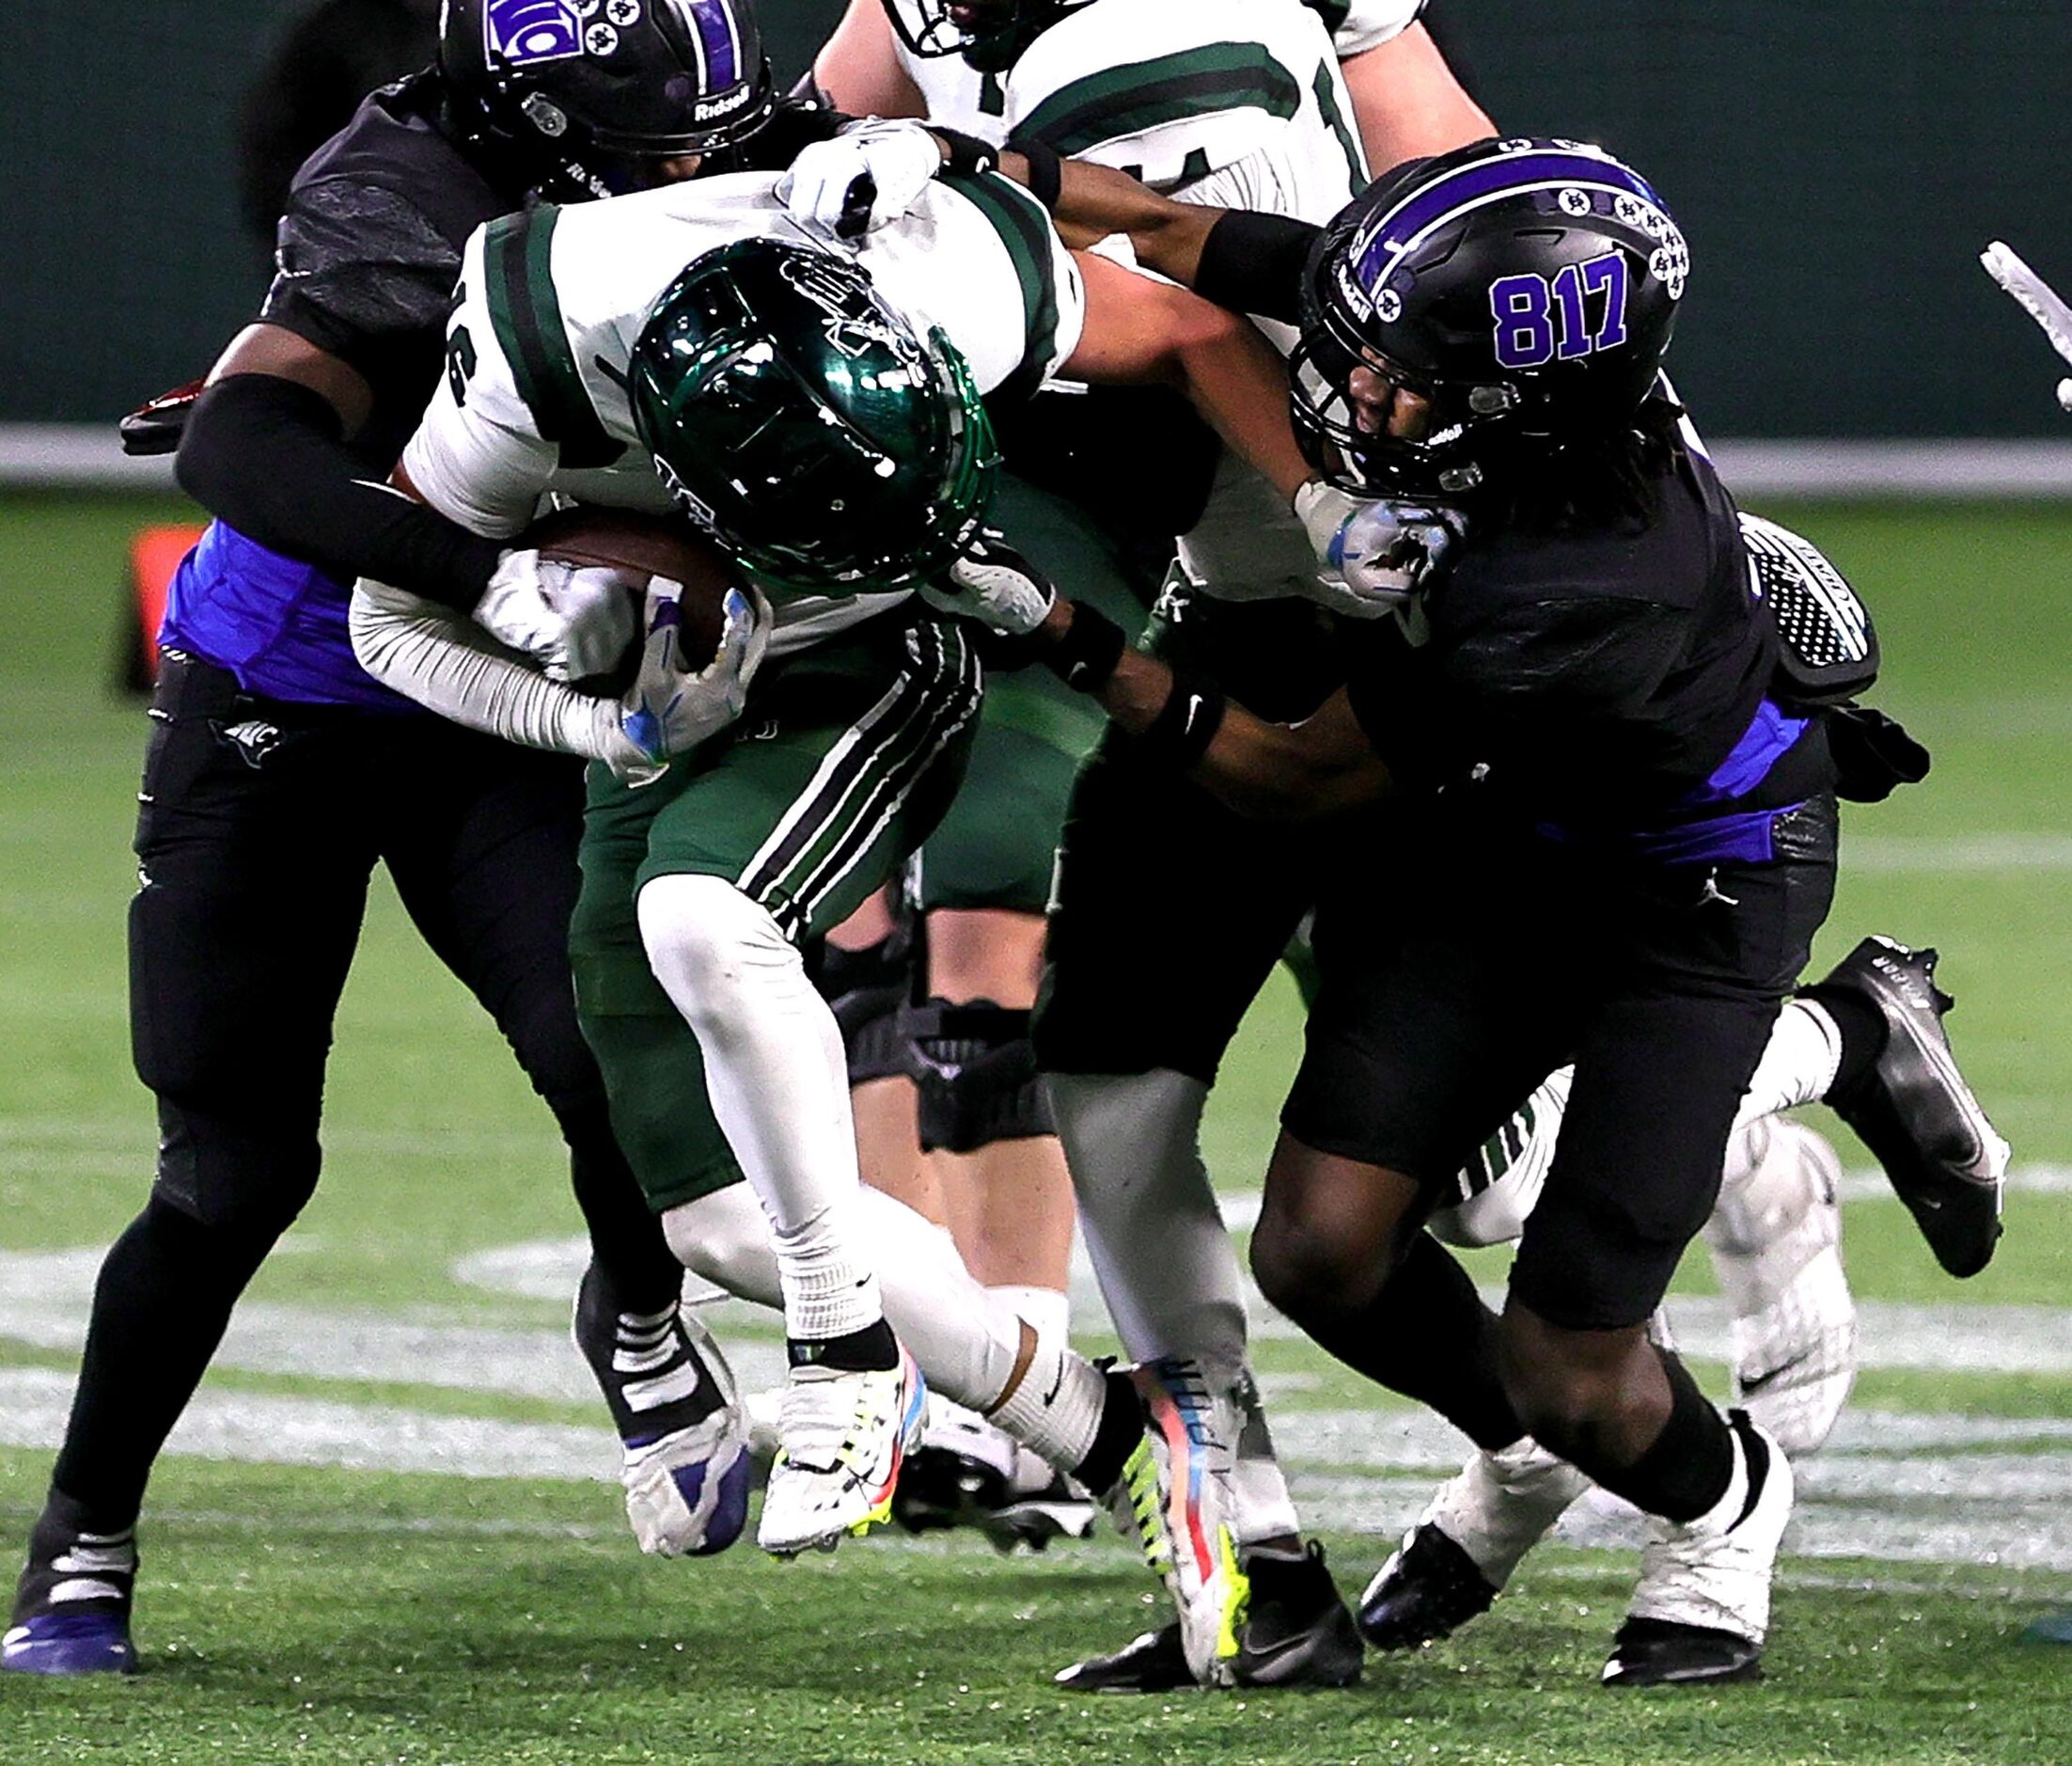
[484,0,586,68]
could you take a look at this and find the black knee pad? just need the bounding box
[905,998,1055,1154]
[814,918,921,1086]
[149,1104,321,1239]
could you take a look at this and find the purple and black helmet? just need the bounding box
[441,0,775,199]
[1293,136,1689,497]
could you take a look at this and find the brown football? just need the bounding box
[522,506,739,685]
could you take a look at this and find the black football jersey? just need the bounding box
[1344,444,1828,833]
[258,73,523,472]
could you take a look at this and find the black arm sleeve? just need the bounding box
[1192,210,1322,326]
[176,375,504,612]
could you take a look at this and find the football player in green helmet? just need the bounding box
[627,239,1000,594]
[349,150,1413,1669]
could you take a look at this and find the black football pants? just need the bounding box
[47,653,678,1530]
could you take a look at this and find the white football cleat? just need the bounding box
[757,1345,926,1557]
[1606,1411,1794,1686]
[1703,1117,1858,1455]
[1104,1359,1247,1687]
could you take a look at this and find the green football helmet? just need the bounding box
[629,238,1000,596]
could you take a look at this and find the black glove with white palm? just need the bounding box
[918,529,1059,635]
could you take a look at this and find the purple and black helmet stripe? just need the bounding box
[669,0,742,90]
[1353,145,1670,296]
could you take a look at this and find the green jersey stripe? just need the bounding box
[937,171,1060,403]
[481,207,622,470]
[1016,42,1302,160]
[1311,61,1365,200]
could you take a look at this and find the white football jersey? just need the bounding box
[404,169,1083,653]
[884,1,1375,606]
[898,0,1367,217]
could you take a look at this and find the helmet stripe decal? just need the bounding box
[667,0,740,90]
[1353,149,1667,294]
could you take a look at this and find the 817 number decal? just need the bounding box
[1489,251,1630,370]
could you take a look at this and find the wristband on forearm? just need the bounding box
[1004,135,1063,211]
[1134,671,1227,770]
[1042,605,1127,692]
[934,128,999,178]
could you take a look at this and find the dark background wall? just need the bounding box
[4,1,2066,435]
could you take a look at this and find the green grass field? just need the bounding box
[1,492,2068,1762]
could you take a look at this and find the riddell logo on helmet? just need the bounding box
[693,88,752,121]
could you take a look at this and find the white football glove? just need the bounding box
[919,531,1058,635]
[476,548,642,682]
[779,118,944,241]
[604,579,772,782]
[1293,480,1465,617]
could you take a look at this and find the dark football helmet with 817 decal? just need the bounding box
[1291,136,1690,499]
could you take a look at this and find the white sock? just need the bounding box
[662,1183,1024,1416]
[637,874,880,1343]
[991,1333,1110,1476]
[989,1283,1071,1348]
[1734,999,1843,1130]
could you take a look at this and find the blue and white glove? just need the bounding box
[610,580,771,782]
[919,530,1058,635]
[477,548,642,682]
[1293,480,1465,618]
[779,118,944,241]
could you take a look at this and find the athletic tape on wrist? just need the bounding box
[1043,606,1127,693]
[1135,670,1227,770]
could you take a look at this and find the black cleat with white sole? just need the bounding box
[1358,1522,1499,1651]
[1234,1541,1362,1687]
[1056,1541,1360,1692]
[1805,937,2010,1277]
[1602,1616,1764,1687]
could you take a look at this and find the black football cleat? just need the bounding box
[1233,1542,1362,1687]
[1358,1522,1499,1650]
[1054,1620,1195,1694]
[1805,937,2010,1277]
[894,1447,1097,1552]
[4,1498,138,1676]
[1058,1542,1361,1692]
[1601,1616,1764,1688]
[891,1443,1010,1536]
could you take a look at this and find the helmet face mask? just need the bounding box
[880,0,1089,72]
[631,240,1000,595]
[441,0,777,202]
[1295,137,1688,499]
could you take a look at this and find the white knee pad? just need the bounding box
[636,873,798,1046]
